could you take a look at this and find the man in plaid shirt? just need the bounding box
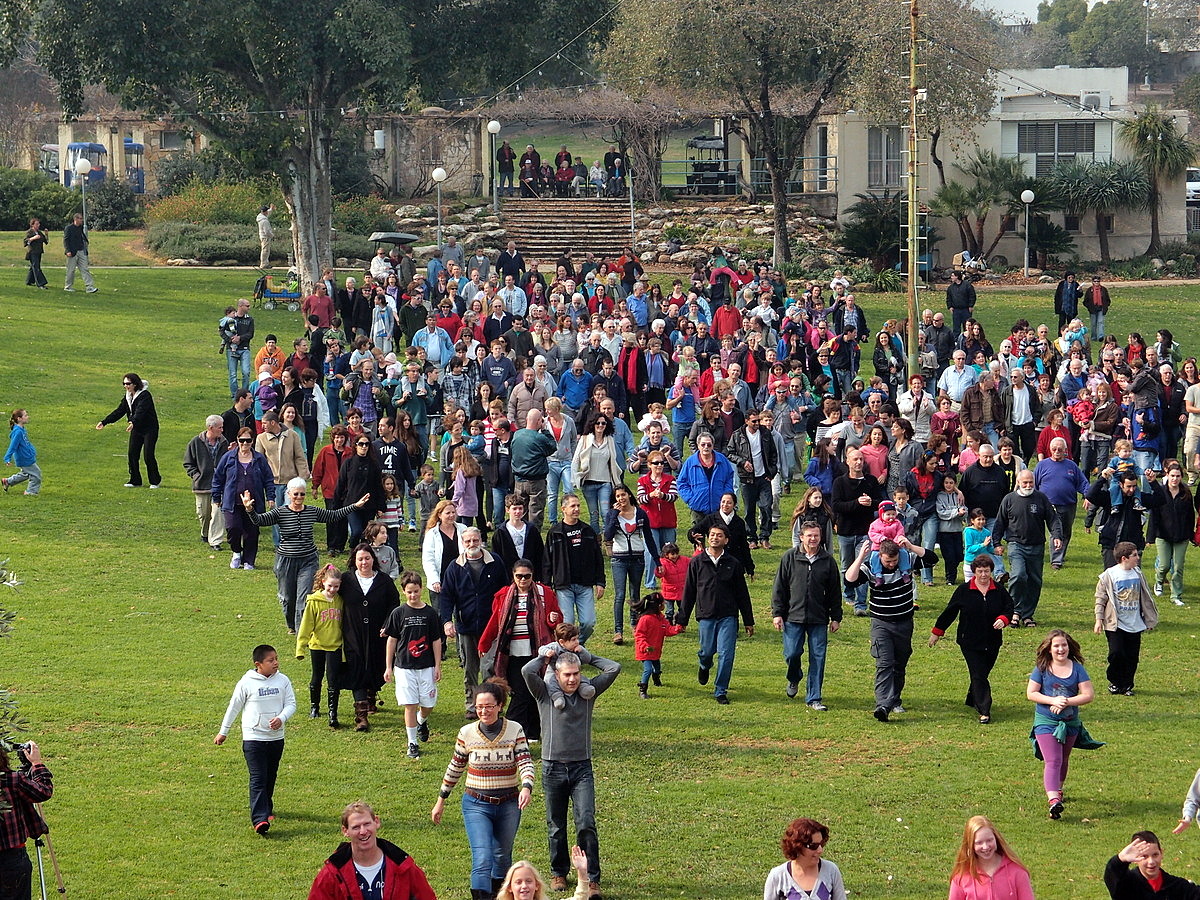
[0,740,53,896]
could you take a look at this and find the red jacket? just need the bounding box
[711,303,742,340]
[655,555,689,603]
[634,611,682,661]
[478,583,562,675]
[307,839,436,900]
[636,473,678,529]
[312,444,353,500]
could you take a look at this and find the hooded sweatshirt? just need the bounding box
[218,667,296,742]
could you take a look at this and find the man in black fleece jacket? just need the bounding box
[1104,831,1200,899]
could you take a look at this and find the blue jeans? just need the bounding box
[697,615,739,698]
[243,739,284,826]
[1133,449,1160,486]
[610,555,644,636]
[557,585,596,643]
[348,508,371,547]
[1090,310,1106,341]
[918,516,939,584]
[838,534,869,610]
[490,486,511,525]
[981,424,1000,448]
[640,659,661,683]
[1007,542,1045,621]
[462,793,523,891]
[782,622,829,704]
[325,383,345,425]
[671,422,692,459]
[546,458,573,525]
[227,347,251,398]
[543,759,599,883]
[275,550,320,631]
[581,480,612,532]
[644,526,676,589]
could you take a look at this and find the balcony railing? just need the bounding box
[657,156,837,196]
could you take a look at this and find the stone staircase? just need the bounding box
[501,198,632,262]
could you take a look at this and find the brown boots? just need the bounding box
[353,700,370,732]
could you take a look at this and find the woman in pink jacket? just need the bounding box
[948,815,1034,900]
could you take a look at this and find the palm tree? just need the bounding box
[1118,104,1197,255]
[1046,159,1151,265]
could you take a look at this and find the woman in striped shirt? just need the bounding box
[243,476,368,634]
[432,678,535,900]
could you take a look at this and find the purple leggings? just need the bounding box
[1035,732,1078,795]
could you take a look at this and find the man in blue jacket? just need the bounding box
[557,359,592,418]
[1033,436,1089,568]
[439,529,508,720]
[676,434,735,528]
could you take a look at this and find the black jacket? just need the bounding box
[945,279,976,311]
[545,519,606,588]
[960,462,1010,519]
[1087,479,1163,550]
[222,405,254,445]
[1147,484,1199,544]
[334,452,386,519]
[678,550,754,626]
[439,552,509,636]
[771,548,842,625]
[497,250,526,281]
[101,389,158,434]
[993,490,1063,546]
[491,523,545,581]
[931,580,1013,650]
[63,221,88,254]
[726,426,779,481]
[690,512,754,576]
[1103,855,1200,899]
[831,474,885,536]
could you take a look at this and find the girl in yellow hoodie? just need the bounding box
[296,564,345,728]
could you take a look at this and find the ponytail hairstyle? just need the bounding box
[9,409,26,429]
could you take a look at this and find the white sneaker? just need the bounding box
[1153,581,1163,596]
[1173,598,1186,606]
[123,482,137,488]
[149,484,160,490]
[230,554,242,570]
[891,705,906,714]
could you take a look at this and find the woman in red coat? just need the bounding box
[308,801,436,900]
[478,560,562,742]
[311,424,353,555]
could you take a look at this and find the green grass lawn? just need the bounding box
[5,273,1200,898]
[0,230,156,269]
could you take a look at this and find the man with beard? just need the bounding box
[439,528,508,720]
[992,470,1063,628]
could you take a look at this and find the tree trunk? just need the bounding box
[1147,182,1161,256]
[930,128,947,188]
[758,83,791,263]
[1096,209,1111,265]
[283,115,334,292]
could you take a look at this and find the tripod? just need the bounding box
[32,803,65,897]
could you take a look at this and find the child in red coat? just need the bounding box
[654,542,688,625]
[633,592,682,699]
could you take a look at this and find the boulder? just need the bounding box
[442,224,467,237]
[752,226,773,235]
[166,257,201,266]
[1152,257,1165,270]
[395,204,424,218]
[335,257,349,267]
[1038,275,1055,283]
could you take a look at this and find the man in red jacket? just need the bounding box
[308,801,436,900]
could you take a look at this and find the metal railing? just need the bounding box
[658,156,838,196]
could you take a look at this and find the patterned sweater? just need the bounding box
[439,718,534,798]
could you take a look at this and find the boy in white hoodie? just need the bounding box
[214,644,296,835]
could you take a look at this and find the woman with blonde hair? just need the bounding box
[948,815,1034,899]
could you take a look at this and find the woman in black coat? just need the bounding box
[339,544,400,732]
[334,433,386,545]
[24,217,48,288]
[927,555,1014,724]
[95,371,160,487]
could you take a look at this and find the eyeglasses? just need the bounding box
[356,441,371,447]
[475,703,499,710]
[292,490,306,496]
[237,437,253,443]
[122,381,134,386]
[802,841,826,851]
[650,461,664,466]
[514,573,533,580]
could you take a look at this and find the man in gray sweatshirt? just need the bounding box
[523,649,620,899]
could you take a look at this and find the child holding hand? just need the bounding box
[633,592,682,699]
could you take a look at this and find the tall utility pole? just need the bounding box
[904,0,924,377]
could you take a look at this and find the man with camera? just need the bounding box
[1,740,53,899]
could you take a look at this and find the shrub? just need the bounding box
[152,147,252,197]
[1109,256,1158,280]
[145,179,285,227]
[332,196,393,237]
[1177,253,1197,277]
[0,167,76,229]
[870,268,905,292]
[87,178,142,230]
[661,223,696,244]
[145,221,369,264]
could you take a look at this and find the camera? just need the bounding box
[4,741,32,767]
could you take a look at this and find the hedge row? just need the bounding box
[144,222,369,264]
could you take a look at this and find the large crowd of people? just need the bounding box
[15,237,1200,898]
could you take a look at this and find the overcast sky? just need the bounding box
[990,0,1040,24]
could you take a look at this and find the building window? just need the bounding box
[867,125,902,189]
[160,132,184,151]
[1000,214,1015,234]
[1017,121,1096,176]
[1101,214,1114,233]
[1064,214,1081,233]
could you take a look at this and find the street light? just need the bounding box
[487,120,502,213]
[1020,189,1035,278]
[431,166,448,248]
[74,157,93,232]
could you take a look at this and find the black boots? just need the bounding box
[309,686,321,718]
[328,689,341,729]
[638,682,649,700]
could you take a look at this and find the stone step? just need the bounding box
[502,198,631,261]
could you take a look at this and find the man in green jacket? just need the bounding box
[510,409,557,529]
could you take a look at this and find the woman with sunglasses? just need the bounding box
[762,817,846,900]
[572,415,623,532]
[334,432,387,546]
[241,475,369,634]
[211,426,275,571]
[96,371,161,487]
[478,560,562,742]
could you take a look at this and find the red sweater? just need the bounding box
[637,473,678,528]
[656,555,689,603]
[634,611,683,661]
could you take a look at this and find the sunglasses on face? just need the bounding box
[237,437,253,443]
[357,441,371,447]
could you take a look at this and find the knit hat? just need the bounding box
[878,500,896,515]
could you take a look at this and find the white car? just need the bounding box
[1188,168,1200,201]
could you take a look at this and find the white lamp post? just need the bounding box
[487,120,502,213]
[431,167,448,248]
[1021,189,1035,278]
[74,157,93,232]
